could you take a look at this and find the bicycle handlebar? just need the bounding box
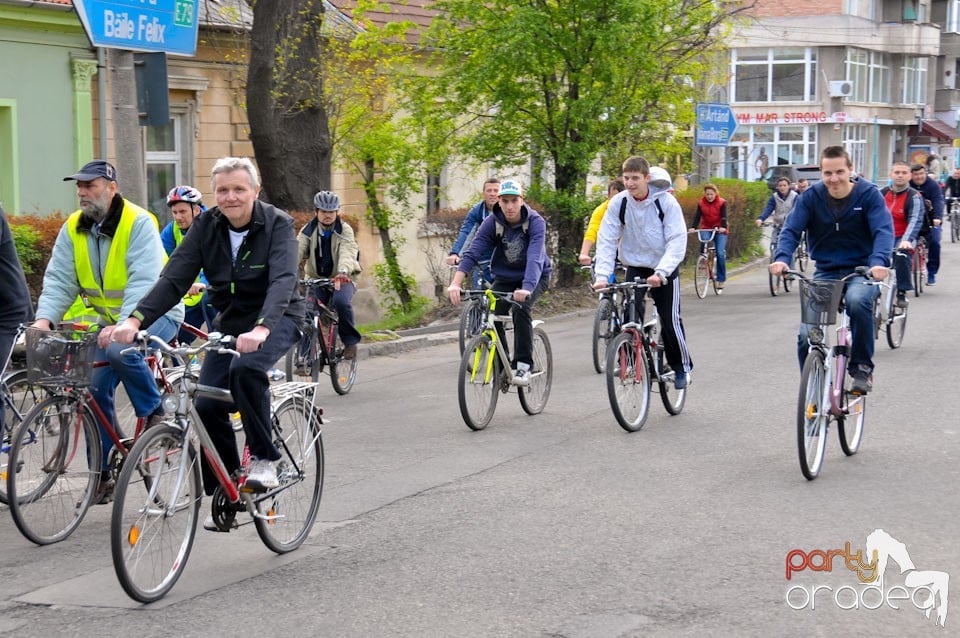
[125,331,241,359]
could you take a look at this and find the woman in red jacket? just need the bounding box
[690,184,729,290]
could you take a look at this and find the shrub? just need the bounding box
[676,179,769,263]
[9,212,67,303]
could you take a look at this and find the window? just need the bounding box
[846,48,889,103]
[732,48,818,103]
[843,125,868,174]
[845,0,876,19]
[901,57,928,105]
[145,115,181,217]
[426,171,442,214]
[725,124,818,180]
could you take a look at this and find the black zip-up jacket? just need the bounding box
[132,199,304,336]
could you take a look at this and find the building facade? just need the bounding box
[711,0,953,184]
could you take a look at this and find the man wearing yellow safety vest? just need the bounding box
[161,185,218,341]
[32,160,183,504]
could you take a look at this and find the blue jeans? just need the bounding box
[699,231,727,283]
[90,316,178,466]
[796,272,879,374]
[925,226,941,276]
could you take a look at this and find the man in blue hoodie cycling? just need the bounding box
[770,146,893,395]
[447,180,552,386]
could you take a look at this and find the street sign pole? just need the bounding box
[71,1,200,209]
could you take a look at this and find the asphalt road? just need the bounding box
[1,241,959,637]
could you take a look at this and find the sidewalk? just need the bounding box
[356,254,770,361]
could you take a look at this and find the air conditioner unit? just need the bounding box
[829,80,854,98]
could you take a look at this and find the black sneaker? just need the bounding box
[94,475,115,505]
[850,370,873,395]
[895,293,909,309]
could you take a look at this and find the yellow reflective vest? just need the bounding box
[65,201,156,324]
[172,223,204,307]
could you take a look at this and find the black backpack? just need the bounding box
[619,196,665,226]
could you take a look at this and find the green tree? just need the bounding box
[321,1,457,313]
[424,0,746,284]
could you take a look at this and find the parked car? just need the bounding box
[761,165,822,190]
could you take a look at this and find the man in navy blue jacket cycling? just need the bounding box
[447,180,552,386]
[771,146,893,395]
[446,178,500,287]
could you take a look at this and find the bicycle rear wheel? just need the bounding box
[912,249,923,296]
[591,296,614,374]
[285,332,320,383]
[1,370,43,505]
[6,395,101,544]
[797,350,829,480]
[694,255,709,299]
[111,424,201,603]
[255,395,323,553]
[952,216,959,242]
[710,256,720,295]
[656,345,686,415]
[838,382,866,456]
[519,327,552,415]
[329,331,358,395]
[458,334,500,431]
[458,297,485,356]
[606,332,650,432]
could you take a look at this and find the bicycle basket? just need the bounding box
[25,327,98,387]
[798,279,845,326]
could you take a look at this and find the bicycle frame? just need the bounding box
[618,282,666,382]
[465,289,545,388]
[148,334,322,511]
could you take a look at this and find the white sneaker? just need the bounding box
[203,515,223,532]
[513,363,531,387]
[245,458,279,490]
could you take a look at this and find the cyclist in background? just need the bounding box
[770,146,893,395]
[689,183,729,292]
[296,190,362,361]
[447,180,552,387]
[910,163,943,286]
[880,162,923,307]
[943,166,960,199]
[592,157,692,390]
[161,185,217,341]
[578,178,625,265]
[795,178,810,195]
[446,178,499,287]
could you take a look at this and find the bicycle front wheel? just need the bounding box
[591,296,614,374]
[797,350,829,480]
[838,382,866,456]
[796,245,809,273]
[330,331,358,395]
[0,370,43,505]
[458,297,485,356]
[6,396,101,545]
[694,255,709,299]
[606,332,650,432]
[457,334,500,431]
[768,267,782,297]
[656,346,686,415]
[255,395,324,553]
[111,424,201,603]
[519,327,553,415]
[952,217,959,243]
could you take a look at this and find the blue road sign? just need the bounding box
[695,103,737,148]
[72,0,199,56]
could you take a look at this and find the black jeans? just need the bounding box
[491,275,549,367]
[624,266,693,375]
[195,315,300,495]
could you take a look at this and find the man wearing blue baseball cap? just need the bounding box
[448,179,552,386]
[31,159,183,503]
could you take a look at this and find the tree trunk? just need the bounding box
[247,0,331,210]
[552,162,587,287]
[363,159,413,308]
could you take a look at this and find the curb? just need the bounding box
[357,256,770,360]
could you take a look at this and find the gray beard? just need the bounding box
[81,204,106,223]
